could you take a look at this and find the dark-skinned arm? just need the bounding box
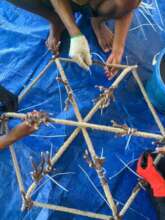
[50,0,92,69]
[50,0,80,36]
[0,123,36,149]
[0,111,48,149]
[106,12,133,79]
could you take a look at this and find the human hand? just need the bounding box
[69,34,92,70]
[25,110,48,130]
[156,146,165,155]
[105,49,123,80]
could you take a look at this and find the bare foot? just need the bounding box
[91,18,114,53]
[46,16,65,53]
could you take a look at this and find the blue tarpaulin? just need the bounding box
[0,0,165,219]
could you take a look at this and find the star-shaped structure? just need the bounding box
[2,56,165,220]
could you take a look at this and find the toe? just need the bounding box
[104,42,111,53]
[99,40,109,53]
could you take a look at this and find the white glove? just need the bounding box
[69,34,92,70]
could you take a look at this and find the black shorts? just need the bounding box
[0,85,18,113]
[42,0,91,14]
[8,0,95,18]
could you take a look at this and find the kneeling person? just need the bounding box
[8,0,140,77]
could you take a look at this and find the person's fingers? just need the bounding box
[84,50,92,66]
[105,39,112,52]
[74,55,89,70]
[106,57,120,80]
[104,43,111,53]
[105,70,111,78]
[106,54,114,65]
[98,39,108,53]
[104,48,109,53]
[105,66,118,80]
[105,55,114,69]
[108,68,118,80]
[156,147,165,154]
[46,39,60,55]
[104,58,113,74]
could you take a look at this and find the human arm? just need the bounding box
[0,111,48,149]
[50,0,92,69]
[0,123,36,149]
[50,0,80,36]
[106,12,133,79]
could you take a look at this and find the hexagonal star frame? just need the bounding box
[3,57,165,220]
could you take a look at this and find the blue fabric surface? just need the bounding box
[0,0,165,220]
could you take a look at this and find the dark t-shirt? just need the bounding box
[0,85,18,113]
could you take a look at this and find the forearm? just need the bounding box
[50,0,80,36]
[113,12,133,53]
[0,123,35,149]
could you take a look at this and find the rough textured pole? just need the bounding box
[59,57,137,69]
[119,183,141,217]
[49,119,162,140]
[119,153,164,218]
[55,58,118,219]
[84,66,136,123]
[132,70,164,169]
[33,201,112,220]
[9,144,25,194]
[4,113,163,140]
[18,59,54,102]
[132,70,165,136]
[6,56,164,219]
[119,70,165,217]
[4,123,25,195]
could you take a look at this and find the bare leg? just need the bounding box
[91,17,114,53]
[8,0,65,51]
